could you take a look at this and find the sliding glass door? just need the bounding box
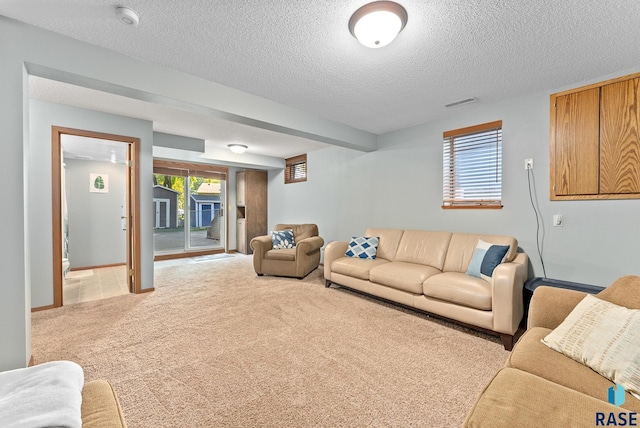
[153,161,227,256]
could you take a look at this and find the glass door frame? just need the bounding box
[153,159,228,260]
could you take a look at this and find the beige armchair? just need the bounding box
[250,224,324,279]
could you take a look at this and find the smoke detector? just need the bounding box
[115,6,139,26]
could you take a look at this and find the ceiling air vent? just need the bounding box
[445,97,477,108]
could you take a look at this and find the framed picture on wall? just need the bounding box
[89,173,109,193]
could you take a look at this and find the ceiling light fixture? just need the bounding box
[349,1,408,48]
[228,144,248,154]
[115,6,139,26]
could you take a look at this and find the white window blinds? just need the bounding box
[442,121,503,208]
[285,154,307,184]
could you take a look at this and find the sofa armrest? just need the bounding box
[250,235,272,274]
[491,252,529,335]
[323,241,348,282]
[295,236,324,256]
[250,235,273,255]
[81,380,127,428]
[527,286,587,330]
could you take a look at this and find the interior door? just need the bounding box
[49,126,142,309]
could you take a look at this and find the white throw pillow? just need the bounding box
[542,294,640,399]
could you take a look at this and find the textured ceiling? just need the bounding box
[4,1,640,150]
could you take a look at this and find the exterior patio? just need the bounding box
[153,228,221,253]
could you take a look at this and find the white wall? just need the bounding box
[65,159,127,269]
[29,99,154,308]
[268,91,640,287]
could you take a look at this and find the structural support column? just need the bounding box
[0,28,31,370]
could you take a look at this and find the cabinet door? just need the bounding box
[600,78,640,194]
[236,171,246,207]
[237,218,246,254]
[553,88,600,196]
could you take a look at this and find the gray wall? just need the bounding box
[29,99,154,309]
[0,15,369,370]
[268,90,640,287]
[65,159,127,269]
[153,132,204,153]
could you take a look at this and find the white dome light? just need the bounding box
[228,144,248,154]
[349,2,408,48]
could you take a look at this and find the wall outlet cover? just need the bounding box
[525,158,533,169]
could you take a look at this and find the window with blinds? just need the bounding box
[285,154,307,184]
[442,120,503,209]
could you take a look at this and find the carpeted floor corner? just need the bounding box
[32,254,509,427]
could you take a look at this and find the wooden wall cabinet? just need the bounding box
[550,72,640,200]
[236,170,267,254]
[236,170,246,207]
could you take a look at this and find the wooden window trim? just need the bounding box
[443,120,503,139]
[285,154,307,184]
[153,159,228,180]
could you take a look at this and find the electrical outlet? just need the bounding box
[553,214,563,227]
[525,158,533,170]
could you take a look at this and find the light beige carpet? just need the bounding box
[32,254,509,427]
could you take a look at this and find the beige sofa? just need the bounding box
[324,228,528,350]
[82,380,127,427]
[464,275,640,427]
[250,224,324,279]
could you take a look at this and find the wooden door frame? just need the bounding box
[51,126,142,307]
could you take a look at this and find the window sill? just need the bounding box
[441,205,503,210]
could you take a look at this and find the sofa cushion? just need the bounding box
[466,239,509,281]
[541,294,640,399]
[463,367,627,428]
[345,236,379,259]
[507,327,640,412]
[369,262,441,294]
[423,272,492,310]
[442,233,517,273]
[394,230,452,270]
[364,228,405,261]
[265,248,296,261]
[331,257,389,281]
[271,229,295,249]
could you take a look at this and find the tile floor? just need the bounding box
[63,265,130,305]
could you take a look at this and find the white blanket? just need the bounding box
[0,360,84,428]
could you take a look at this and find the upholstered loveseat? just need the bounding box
[250,224,324,279]
[324,228,529,350]
[464,275,640,427]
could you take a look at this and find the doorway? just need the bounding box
[153,160,228,259]
[51,126,141,307]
